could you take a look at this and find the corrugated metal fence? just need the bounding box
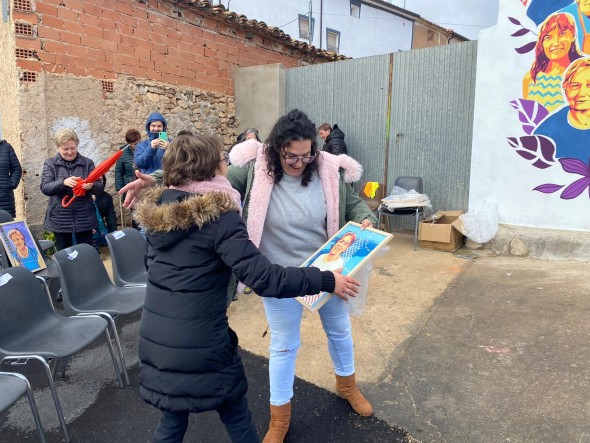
[285,41,478,228]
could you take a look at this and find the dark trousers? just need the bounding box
[54,230,94,251]
[153,395,259,443]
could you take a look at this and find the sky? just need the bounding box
[393,0,501,40]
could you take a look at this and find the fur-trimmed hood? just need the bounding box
[134,186,240,248]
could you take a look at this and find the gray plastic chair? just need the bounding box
[378,176,425,251]
[0,266,124,443]
[52,243,146,386]
[0,371,46,442]
[105,228,148,287]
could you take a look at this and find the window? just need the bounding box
[326,28,340,54]
[298,14,315,40]
[2,0,9,23]
[427,30,435,42]
[350,0,361,18]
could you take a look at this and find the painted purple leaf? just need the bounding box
[511,28,530,37]
[509,99,549,134]
[560,177,590,199]
[508,17,521,25]
[507,135,556,168]
[533,184,564,194]
[559,158,589,176]
[515,41,536,54]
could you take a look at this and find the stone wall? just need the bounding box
[21,73,239,234]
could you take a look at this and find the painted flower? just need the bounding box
[533,158,590,199]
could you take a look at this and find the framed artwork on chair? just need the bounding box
[297,221,393,313]
[0,220,46,272]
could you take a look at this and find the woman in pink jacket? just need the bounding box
[227,109,377,443]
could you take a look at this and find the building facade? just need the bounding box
[217,0,467,57]
[0,0,341,231]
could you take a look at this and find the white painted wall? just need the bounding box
[219,0,413,57]
[469,0,590,231]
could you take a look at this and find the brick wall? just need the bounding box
[14,0,325,95]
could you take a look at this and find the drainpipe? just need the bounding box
[319,0,323,49]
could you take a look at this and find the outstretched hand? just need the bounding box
[331,268,360,301]
[119,170,157,208]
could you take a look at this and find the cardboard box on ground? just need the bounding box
[419,210,466,252]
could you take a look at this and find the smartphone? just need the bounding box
[158,132,168,142]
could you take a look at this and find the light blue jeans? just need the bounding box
[262,294,355,406]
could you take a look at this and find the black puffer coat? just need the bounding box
[40,153,103,233]
[0,140,22,217]
[134,187,335,413]
[323,124,348,155]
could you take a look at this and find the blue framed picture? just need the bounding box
[298,222,393,313]
[0,220,46,272]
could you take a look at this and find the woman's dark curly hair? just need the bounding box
[264,109,319,186]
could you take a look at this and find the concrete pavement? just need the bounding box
[1,233,589,442]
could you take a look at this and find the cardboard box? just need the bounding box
[419,210,465,252]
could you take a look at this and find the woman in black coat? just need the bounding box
[0,139,22,217]
[133,134,359,443]
[40,129,103,250]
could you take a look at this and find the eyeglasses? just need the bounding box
[219,154,230,166]
[281,151,317,165]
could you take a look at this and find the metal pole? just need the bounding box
[309,1,313,46]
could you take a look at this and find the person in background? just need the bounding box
[243,128,261,142]
[133,133,360,443]
[0,139,22,218]
[115,129,141,193]
[94,175,117,234]
[134,112,171,174]
[228,109,376,442]
[41,128,102,250]
[318,123,348,155]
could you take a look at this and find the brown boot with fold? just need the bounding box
[262,402,291,443]
[335,373,373,417]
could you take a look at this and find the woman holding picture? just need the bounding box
[228,109,377,443]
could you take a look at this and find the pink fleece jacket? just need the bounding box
[229,139,363,248]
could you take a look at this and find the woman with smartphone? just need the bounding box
[134,112,171,174]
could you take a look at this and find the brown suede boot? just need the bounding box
[262,403,291,443]
[335,373,373,417]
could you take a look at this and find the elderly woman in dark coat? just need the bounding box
[40,129,103,251]
[133,134,360,443]
[0,139,22,217]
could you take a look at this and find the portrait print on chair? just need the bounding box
[298,222,393,313]
[0,220,46,272]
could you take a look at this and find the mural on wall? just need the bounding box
[507,0,590,200]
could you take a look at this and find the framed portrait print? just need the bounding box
[0,220,46,272]
[297,221,393,313]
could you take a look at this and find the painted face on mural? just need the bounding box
[565,66,590,112]
[578,0,590,17]
[542,26,575,61]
